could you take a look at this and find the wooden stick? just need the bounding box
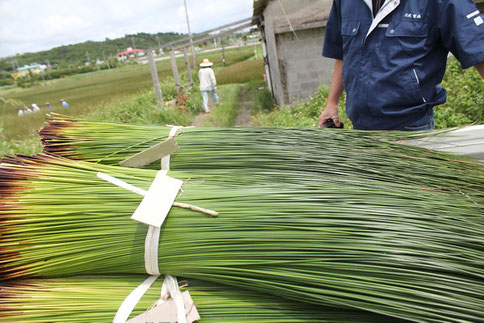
[173,202,219,217]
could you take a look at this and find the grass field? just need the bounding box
[0,46,258,140]
[216,59,264,85]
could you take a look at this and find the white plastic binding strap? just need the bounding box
[145,126,182,275]
[113,275,159,323]
[96,172,147,196]
[145,126,183,275]
[145,227,161,275]
[161,126,183,170]
[159,275,187,323]
[113,275,187,323]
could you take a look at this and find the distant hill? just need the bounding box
[0,32,186,72]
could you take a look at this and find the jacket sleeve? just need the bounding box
[438,0,484,68]
[322,0,343,60]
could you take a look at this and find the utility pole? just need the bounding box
[170,49,181,93]
[148,51,163,106]
[132,37,136,49]
[156,36,162,56]
[86,51,91,64]
[221,37,226,66]
[183,47,193,84]
[184,0,197,71]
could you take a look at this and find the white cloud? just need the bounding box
[0,0,253,58]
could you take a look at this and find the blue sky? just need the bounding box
[0,0,254,57]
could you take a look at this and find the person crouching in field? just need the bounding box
[198,59,219,113]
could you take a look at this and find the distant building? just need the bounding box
[116,48,145,61]
[11,63,46,80]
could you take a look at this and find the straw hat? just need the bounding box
[200,58,213,67]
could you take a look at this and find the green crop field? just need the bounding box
[0,46,258,140]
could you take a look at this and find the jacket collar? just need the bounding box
[362,0,372,12]
[365,0,401,38]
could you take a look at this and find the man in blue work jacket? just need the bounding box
[319,0,484,130]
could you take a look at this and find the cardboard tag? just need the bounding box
[131,170,183,228]
[127,291,200,323]
[120,138,179,168]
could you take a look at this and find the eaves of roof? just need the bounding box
[252,0,269,25]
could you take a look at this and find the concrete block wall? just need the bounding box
[275,28,334,104]
[260,0,333,106]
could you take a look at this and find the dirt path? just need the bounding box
[191,85,254,127]
[234,86,253,127]
[191,112,206,127]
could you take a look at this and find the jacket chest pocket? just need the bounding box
[340,22,361,53]
[385,21,430,50]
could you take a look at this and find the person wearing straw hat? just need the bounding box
[198,58,219,113]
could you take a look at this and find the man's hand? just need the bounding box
[318,59,344,128]
[318,103,341,127]
[475,61,484,79]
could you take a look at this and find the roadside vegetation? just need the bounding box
[252,86,349,128]
[435,57,484,128]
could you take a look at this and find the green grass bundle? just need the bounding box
[0,154,483,322]
[39,114,483,193]
[0,275,395,322]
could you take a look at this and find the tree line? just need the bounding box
[0,32,185,73]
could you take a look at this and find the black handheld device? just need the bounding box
[319,118,344,129]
